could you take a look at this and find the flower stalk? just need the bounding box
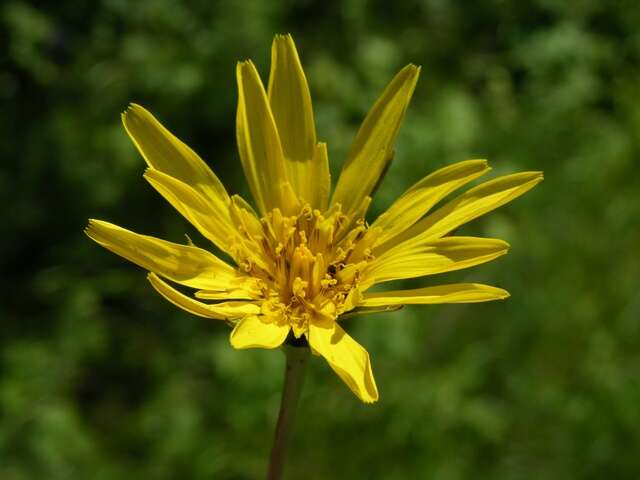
[267,343,309,480]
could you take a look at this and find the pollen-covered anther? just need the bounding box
[233,203,373,333]
[320,274,338,289]
[292,277,308,298]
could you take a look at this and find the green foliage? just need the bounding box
[1,0,639,478]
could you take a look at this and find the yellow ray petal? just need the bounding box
[364,236,509,286]
[308,322,378,403]
[331,64,420,219]
[361,283,510,307]
[229,316,290,349]
[379,171,543,252]
[85,220,242,290]
[267,35,329,209]
[372,159,490,247]
[144,168,236,253]
[228,195,265,247]
[122,104,230,208]
[148,273,260,320]
[195,289,256,300]
[237,60,293,215]
[268,34,315,161]
[310,142,331,210]
[339,304,404,320]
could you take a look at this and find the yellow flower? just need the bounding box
[86,34,542,403]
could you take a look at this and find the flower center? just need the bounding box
[231,203,379,337]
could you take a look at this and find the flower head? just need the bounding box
[86,34,542,403]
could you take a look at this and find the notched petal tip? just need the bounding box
[121,102,148,125]
[392,65,421,102]
[491,241,511,260]
[272,32,294,43]
[402,63,422,83]
[84,218,106,238]
[517,171,544,186]
[496,238,511,251]
[363,394,379,404]
[236,59,257,74]
[235,61,254,83]
[473,283,510,300]
[479,284,511,300]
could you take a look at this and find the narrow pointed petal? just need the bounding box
[339,304,403,320]
[380,172,544,252]
[364,236,509,285]
[195,289,256,300]
[148,273,260,319]
[122,104,230,207]
[309,142,331,210]
[361,283,510,307]
[308,322,378,403]
[268,34,316,160]
[267,35,328,208]
[229,316,290,349]
[331,64,420,218]
[85,220,241,290]
[372,159,490,247]
[236,60,292,215]
[144,168,236,253]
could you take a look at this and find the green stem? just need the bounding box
[267,344,309,480]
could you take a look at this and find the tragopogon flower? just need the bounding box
[86,34,542,403]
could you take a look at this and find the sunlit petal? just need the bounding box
[332,64,420,219]
[85,220,240,290]
[361,283,510,307]
[364,236,509,286]
[308,322,378,403]
[148,273,260,320]
[236,60,292,215]
[372,159,490,247]
[379,171,543,253]
[230,316,290,349]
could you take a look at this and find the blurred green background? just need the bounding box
[2,0,639,478]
